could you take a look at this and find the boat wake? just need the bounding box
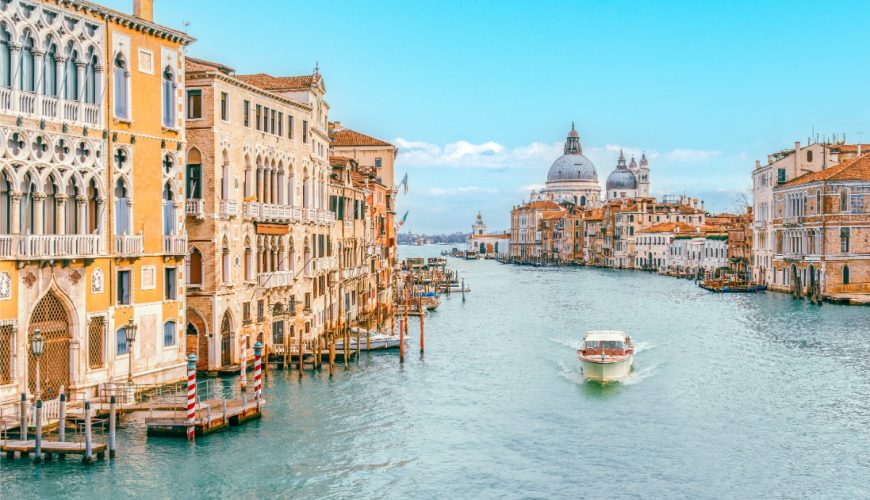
[557,359,660,386]
[550,338,583,350]
[621,362,660,385]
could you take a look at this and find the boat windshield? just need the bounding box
[585,340,624,349]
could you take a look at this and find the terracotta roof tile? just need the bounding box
[329,155,353,167]
[235,72,321,91]
[329,127,393,148]
[185,57,234,74]
[639,221,698,234]
[783,153,870,186]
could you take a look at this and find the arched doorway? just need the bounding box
[479,242,485,254]
[186,308,208,369]
[220,311,232,366]
[28,291,71,399]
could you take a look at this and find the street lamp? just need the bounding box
[126,318,138,384]
[30,329,45,400]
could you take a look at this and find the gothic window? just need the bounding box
[162,183,175,235]
[43,39,57,96]
[187,248,202,285]
[113,55,128,118]
[163,154,173,175]
[0,170,10,233]
[87,179,99,234]
[19,173,35,235]
[43,177,57,234]
[65,46,79,101]
[114,179,130,235]
[162,66,175,127]
[186,163,201,199]
[222,238,231,284]
[20,32,34,92]
[84,48,98,104]
[0,26,10,87]
[66,178,80,234]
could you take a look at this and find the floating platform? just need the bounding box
[2,439,108,461]
[145,398,263,437]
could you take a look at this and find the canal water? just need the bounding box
[4,244,870,498]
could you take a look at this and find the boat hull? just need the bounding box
[580,356,633,382]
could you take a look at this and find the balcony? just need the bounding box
[186,199,205,219]
[115,234,144,256]
[0,234,102,259]
[0,88,101,126]
[244,201,260,218]
[257,271,294,289]
[291,207,303,222]
[221,199,239,218]
[260,203,292,221]
[163,234,188,255]
[304,208,317,222]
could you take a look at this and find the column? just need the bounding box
[76,61,86,111]
[9,43,21,111]
[10,192,21,235]
[76,195,87,236]
[33,49,45,111]
[257,168,264,202]
[271,170,277,204]
[55,56,66,106]
[96,197,106,253]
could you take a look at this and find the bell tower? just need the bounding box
[472,211,487,235]
[638,152,650,197]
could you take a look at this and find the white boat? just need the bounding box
[577,330,634,382]
[338,328,407,351]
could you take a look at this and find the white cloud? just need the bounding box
[664,148,721,162]
[517,183,545,193]
[428,186,499,197]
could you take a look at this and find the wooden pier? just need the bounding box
[145,397,263,437]
[2,439,108,461]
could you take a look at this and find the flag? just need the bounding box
[396,210,409,228]
[397,173,408,194]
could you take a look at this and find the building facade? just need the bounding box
[0,0,192,404]
[466,212,509,258]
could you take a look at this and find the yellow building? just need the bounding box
[0,0,193,405]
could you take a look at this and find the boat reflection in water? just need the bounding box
[577,330,635,382]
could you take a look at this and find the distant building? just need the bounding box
[530,124,601,208]
[605,150,650,201]
[466,212,509,258]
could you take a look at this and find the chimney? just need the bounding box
[701,200,705,210]
[755,160,761,169]
[767,155,774,164]
[134,0,154,22]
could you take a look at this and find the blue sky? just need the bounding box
[106,0,870,233]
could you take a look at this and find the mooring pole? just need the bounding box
[461,278,466,303]
[83,401,93,464]
[253,341,263,408]
[419,294,425,354]
[109,395,117,458]
[19,393,27,441]
[34,399,43,463]
[186,354,197,443]
[58,391,66,442]
[239,342,247,392]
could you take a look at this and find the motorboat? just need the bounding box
[338,328,406,351]
[419,292,440,311]
[577,330,634,382]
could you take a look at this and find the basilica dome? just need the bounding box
[546,125,598,182]
[606,151,638,190]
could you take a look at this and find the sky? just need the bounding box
[106,0,870,233]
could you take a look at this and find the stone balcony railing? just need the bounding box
[0,234,102,259]
[186,199,205,219]
[0,88,101,126]
[261,203,292,221]
[304,208,317,222]
[115,233,144,256]
[221,200,239,217]
[257,270,294,289]
[163,234,188,255]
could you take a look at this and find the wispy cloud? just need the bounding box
[395,136,722,170]
[428,186,500,197]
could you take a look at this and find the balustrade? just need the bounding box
[0,234,102,258]
[221,199,239,217]
[115,234,144,256]
[0,87,100,125]
[163,234,188,255]
[257,270,294,289]
[186,199,205,218]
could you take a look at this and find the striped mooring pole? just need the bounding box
[253,342,263,406]
[186,354,197,443]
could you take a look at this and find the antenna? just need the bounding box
[183,21,190,32]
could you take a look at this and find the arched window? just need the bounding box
[84,48,97,104]
[580,195,586,207]
[66,178,79,234]
[20,32,34,92]
[0,170,10,233]
[65,46,78,100]
[87,179,99,234]
[43,177,57,234]
[807,150,813,162]
[188,248,202,285]
[19,173,35,235]
[0,26,10,87]
[843,266,850,285]
[222,238,231,284]
[113,55,128,118]
[114,179,129,235]
[162,183,175,235]
[162,66,175,127]
[244,239,253,281]
[163,321,177,347]
[116,327,128,355]
[43,39,57,96]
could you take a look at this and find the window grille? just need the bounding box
[0,325,12,384]
[88,316,105,369]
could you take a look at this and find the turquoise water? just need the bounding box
[4,244,870,498]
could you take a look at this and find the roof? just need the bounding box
[470,232,510,239]
[828,144,870,153]
[638,221,697,234]
[584,331,628,342]
[329,155,353,167]
[330,127,393,148]
[782,153,870,187]
[185,57,234,74]
[235,73,321,92]
[75,1,194,44]
[525,200,561,210]
[541,210,567,220]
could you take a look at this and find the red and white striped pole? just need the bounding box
[186,354,197,443]
[253,341,263,407]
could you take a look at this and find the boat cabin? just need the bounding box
[581,331,632,356]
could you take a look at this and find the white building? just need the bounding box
[467,212,509,258]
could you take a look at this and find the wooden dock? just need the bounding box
[2,439,108,461]
[145,398,263,437]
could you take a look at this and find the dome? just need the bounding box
[606,151,638,190]
[547,154,598,182]
[546,124,598,182]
